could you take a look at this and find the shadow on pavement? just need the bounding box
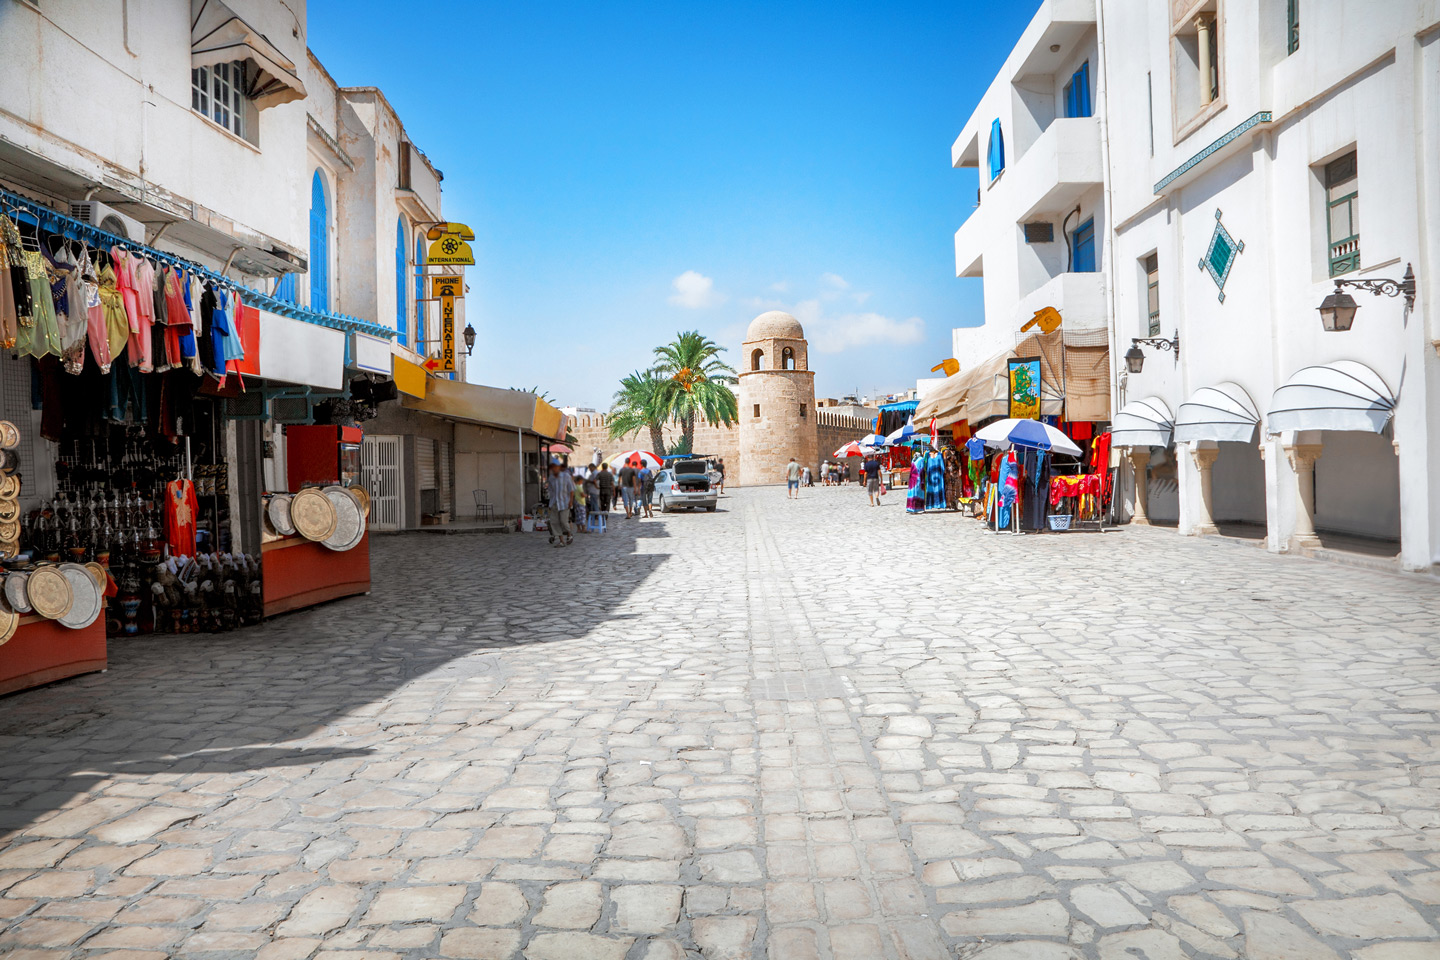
[0,515,670,836]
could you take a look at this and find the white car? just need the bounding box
[655,461,719,512]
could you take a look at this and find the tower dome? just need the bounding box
[745,311,805,342]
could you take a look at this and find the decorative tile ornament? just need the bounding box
[1199,209,1244,302]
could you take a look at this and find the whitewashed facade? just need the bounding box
[952,0,1440,574]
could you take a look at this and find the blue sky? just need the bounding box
[309,1,1037,409]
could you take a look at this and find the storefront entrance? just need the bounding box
[360,435,403,531]
[1211,440,1267,537]
[1314,430,1401,554]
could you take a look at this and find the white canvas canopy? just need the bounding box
[1111,396,1174,448]
[1175,381,1261,443]
[1267,360,1395,434]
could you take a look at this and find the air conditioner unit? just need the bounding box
[69,201,145,243]
[1023,221,1055,244]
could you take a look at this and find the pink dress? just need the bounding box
[132,256,156,372]
[110,247,151,371]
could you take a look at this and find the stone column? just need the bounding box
[1196,17,1213,106]
[1128,448,1150,526]
[1285,444,1323,549]
[1189,446,1219,536]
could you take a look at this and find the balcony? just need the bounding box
[954,206,987,278]
[1010,0,1097,83]
[1013,271,1107,335]
[1009,116,1103,222]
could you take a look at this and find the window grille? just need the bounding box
[1325,151,1359,277]
[1144,254,1160,337]
[192,61,247,139]
[1287,0,1300,55]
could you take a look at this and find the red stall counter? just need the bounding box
[262,532,371,618]
[0,615,107,698]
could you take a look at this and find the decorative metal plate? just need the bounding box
[347,483,371,520]
[0,519,18,542]
[85,562,109,591]
[1198,208,1244,302]
[290,489,337,542]
[0,607,16,646]
[321,487,363,552]
[0,499,17,522]
[0,420,18,450]
[267,494,296,536]
[0,474,18,500]
[26,567,73,620]
[4,572,31,613]
[58,564,102,630]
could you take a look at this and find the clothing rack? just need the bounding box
[0,184,396,341]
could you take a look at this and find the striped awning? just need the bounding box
[1267,360,1395,434]
[1175,381,1260,443]
[1111,396,1174,448]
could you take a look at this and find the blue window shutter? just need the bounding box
[275,272,296,304]
[309,172,329,313]
[395,217,408,347]
[415,236,426,348]
[987,119,1005,181]
[1077,62,1091,117]
[1072,218,1096,273]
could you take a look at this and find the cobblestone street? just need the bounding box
[1,487,1439,959]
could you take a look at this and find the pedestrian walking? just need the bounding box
[802,464,812,487]
[638,461,656,518]
[572,471,588,533]
[863,453,883,506]
[583,470,600,527]
[597,462,615,513]
[546,458,574,546]
[617,458,637,518]
[786,457,802,499]
[716,458,726,494]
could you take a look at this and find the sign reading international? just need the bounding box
[424,222,475,267]
[1008,356,1042,420]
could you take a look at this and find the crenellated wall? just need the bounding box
[566,414,743,475]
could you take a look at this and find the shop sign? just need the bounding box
[425,222,475,267]
[1008,356,1042,420]
[427,275,461,373]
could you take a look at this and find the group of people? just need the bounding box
[543,455,727,546]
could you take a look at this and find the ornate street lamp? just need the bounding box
[1125,333,1180,374]
[1318,263,1416,332]
[462,323,477,356]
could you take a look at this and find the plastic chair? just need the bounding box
[473,489,495,522]
[587,511,607,533]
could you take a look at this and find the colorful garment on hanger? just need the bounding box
[0,214,32,338]
[943,447,962,509]
[1090,431,1113,504]
[998,452,1019,529]
[98,262,129,360]
[131,255,156,372]
[18,249,62,358]
[52,246,88,374]
[164,478,199,558]
[109,248,146,365]
[924,452,946,511]
[905,459,924,513]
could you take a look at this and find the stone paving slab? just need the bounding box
[0,487,1438,959]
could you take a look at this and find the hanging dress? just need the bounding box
[0,215,31,344]
[0,216,19,348]
[131,254,156,373]
[97,262,130,361]
[165,478,199,557]
[998,452,1019,529]
[924,452,947,511]
[19,249,62,358]
[161,266,190,369]
[52,246,88,373]
[905,459,925,514]
[83,251,111,373]
[148,259,170,371]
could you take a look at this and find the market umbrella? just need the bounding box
[884,421,920,444]
[833,441,867,458]
[974,418,1082,456]
[613,450,662,470]
[859,433,889,448]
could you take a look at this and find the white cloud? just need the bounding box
[668,270,725,309]
[789,298,925,353]
[821,272,849,290]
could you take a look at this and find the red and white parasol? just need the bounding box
[613,450,662,470]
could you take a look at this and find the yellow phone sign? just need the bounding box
[425,222,475,266]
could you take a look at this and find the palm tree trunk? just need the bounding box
[682,411,696,454]
[649,423,666,458]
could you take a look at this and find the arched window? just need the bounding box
[987,119,1005,182]
[415,234,426,348]
[395,217,408,347]
[751,349,764,371]
[782,347,795,370]
[309,171,329,312]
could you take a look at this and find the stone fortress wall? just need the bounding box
[566,415,742,473]
[815,410,876,480]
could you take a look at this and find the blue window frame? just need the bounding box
[987,119,1005,181]
[395,217,408,347]
[1064,62,1092,118]
[1072,217,1096,273]
[274,272,297,304]
[309,171,329,312]
[414,235,426,349]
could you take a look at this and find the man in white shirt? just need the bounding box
[547,458,574,546]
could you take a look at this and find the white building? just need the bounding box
[950,0,1440,575]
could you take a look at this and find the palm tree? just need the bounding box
[608,368,669,457]
[652,331,738,455]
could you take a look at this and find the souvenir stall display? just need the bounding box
[260,425,371,618]
[1046,430,1113,531]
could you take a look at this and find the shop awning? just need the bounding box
[1175,381,1261,443]
[191,1,306,108]
[1267,360,1395,434]
[401,379,569,441]
[1112,396,1174,448]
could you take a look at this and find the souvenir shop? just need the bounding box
[0,187,374,696]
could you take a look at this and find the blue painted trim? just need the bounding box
[1154,111,1273,195]
[0,184,396,341]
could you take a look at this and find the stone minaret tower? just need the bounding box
[737,311,818,486]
